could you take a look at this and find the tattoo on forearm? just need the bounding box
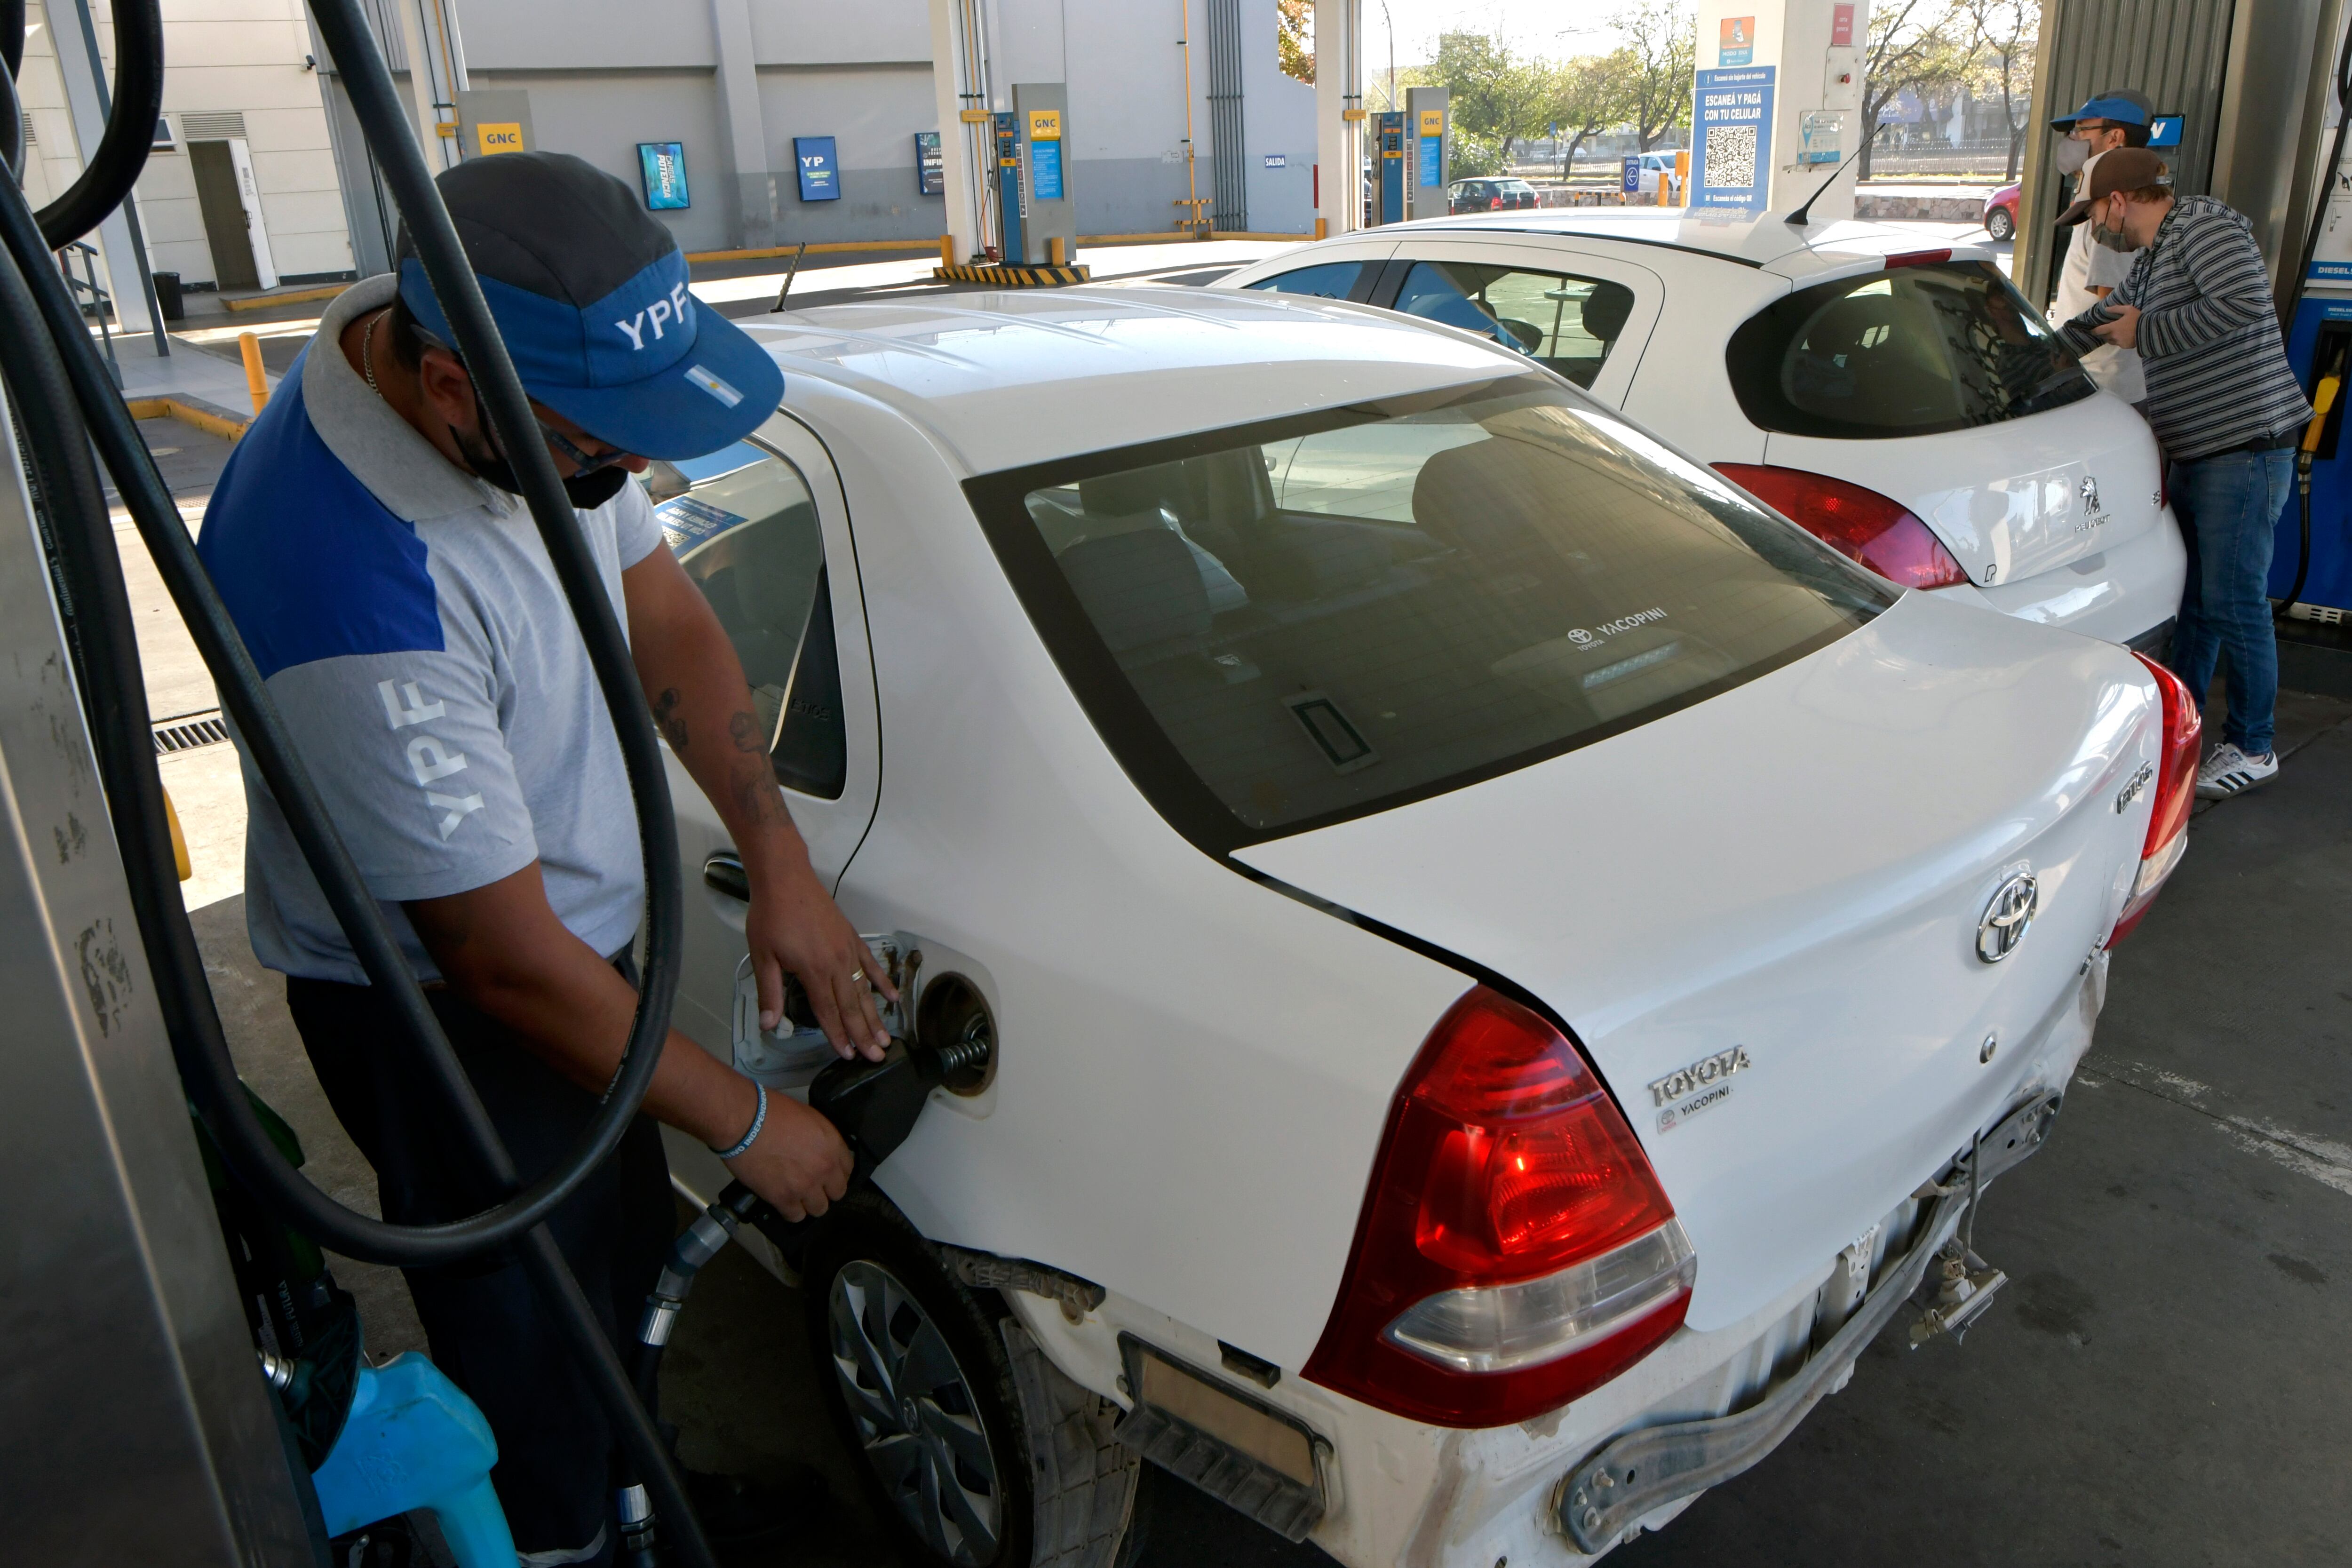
[731,764,786,827]
[652,687,687,751]
[728,709,765,754]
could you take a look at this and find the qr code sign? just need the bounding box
[1704,126,1758,190]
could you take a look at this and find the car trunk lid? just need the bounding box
[1233,591,2157,1331]
[1764,392,2165,589]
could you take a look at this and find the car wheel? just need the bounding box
[804,1194,1143,1568]
[1986,207,2015,241]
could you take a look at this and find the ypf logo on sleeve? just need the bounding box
[379,678,483,841]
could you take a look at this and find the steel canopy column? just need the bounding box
[49,0,159,338]
[1312,0,1360,235]
[927,0,985,262]
[707,0,776,248]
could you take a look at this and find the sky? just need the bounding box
[1358,0,1638,79]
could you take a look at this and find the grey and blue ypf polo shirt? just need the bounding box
[199,275,664,983]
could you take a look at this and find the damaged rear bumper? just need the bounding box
[1553,1090,2062,1553]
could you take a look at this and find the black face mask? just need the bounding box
[457,398,633,509]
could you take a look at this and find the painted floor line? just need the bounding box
[2083,1056,2352,1200]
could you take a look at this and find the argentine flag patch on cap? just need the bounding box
[683,364,743,407]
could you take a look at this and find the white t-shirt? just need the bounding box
[2050,146,2146,403]
[196,275,665,984]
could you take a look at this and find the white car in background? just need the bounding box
[1222,210,2185,656]
[649,287,2200,1567]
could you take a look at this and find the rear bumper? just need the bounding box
[1934,504,2187,647]
[1002,950,2111,1567]
[1557,1086,2060,1550]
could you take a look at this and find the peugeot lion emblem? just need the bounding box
[1977,871,2039,963]
[2079,475,2102,514]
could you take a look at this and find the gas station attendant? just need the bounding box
[196,151,887,1564]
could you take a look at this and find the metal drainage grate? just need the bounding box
[153,710,230,755]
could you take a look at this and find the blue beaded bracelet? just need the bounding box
[710,1081,767,1159]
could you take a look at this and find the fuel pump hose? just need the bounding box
[0,0,715,1559]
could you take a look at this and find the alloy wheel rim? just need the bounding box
[827,1258,1002,1564]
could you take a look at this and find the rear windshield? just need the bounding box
[965,375,1891,850]
[1725,260,2095,439]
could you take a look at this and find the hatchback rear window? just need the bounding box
[966,376,1890,850]
[1726,260,2094,438]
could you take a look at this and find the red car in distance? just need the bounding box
[1984,183,2020,241]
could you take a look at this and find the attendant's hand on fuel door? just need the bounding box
[723,1087,853,1222]
[745,852,898,1062]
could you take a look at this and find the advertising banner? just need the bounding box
[1692,66,1775,214]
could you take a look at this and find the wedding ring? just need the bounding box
[849,968,866,984]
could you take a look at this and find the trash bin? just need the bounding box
[152,271,183,322]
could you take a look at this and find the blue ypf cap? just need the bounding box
[2050,94,2152,131]
[396,151,782,461]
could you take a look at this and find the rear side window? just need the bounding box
[965,375,1888,850]
[1727,260,2094,438]
[1392,261,1637,389]
[1244,260,1366,300]
[656,453,847,799]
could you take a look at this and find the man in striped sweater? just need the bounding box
[2055,146,2311,799]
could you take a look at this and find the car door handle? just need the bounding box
[704,850,750,902]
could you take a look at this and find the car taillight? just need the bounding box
[2106,652,2201,945]
[1714,464,1971,590]
[1489,195,1505,210]
[1885,248,1953,268]
[1301,988,1693,1428]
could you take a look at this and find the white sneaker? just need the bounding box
[2195,742,2278,799]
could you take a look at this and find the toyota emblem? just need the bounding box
[1977,871,2039,963]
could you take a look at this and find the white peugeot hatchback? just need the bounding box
[1219,210,2185,656]
[650,288,2200,1567]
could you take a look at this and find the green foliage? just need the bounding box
[1447,130,1511,180]
[1279,0,1314,85]
[1613,0,1696,151]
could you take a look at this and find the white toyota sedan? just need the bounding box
[651,288,2199,1567]
[1219,210,2185,655]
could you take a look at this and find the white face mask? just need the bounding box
[2055,137,2090,176]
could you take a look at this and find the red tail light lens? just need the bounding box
[1489,195,1505,210]
[2107,652,2202,945]
[1301,989,1693,1428]
[1714,463,1971,590]
[1885,248,1954,268]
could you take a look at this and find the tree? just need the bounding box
[1279,0,1314,86]
[1613,1,1696,152]
[1433,32,1554,167]
[1958,0,2039,179]
[1546,53,1631,177]
[1860,0,1970,178]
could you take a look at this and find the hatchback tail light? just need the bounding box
[1301,989,1693,1428]
[1714,464,1971,590]
[1489,195,1505,210]
[2106,653,2201,945]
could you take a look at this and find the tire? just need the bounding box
[1986,207,2015,242]
[803,1194,1143,1568]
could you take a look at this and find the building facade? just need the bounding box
[320,0,1314,264]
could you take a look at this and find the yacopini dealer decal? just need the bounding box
[1648,1044,1750,1133]
[1565,605,1671,653]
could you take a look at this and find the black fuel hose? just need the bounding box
[0,167,681,1267]
[2273,17,2352,621]
[2,0,711,1558]
[0,44,21,178]
[1,0,24,80]
[26,0,163,247]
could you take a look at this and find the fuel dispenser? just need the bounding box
[2275,26,2352,623]
[1374,111,1405,224]
[987,87,1076,266]
[993,110,1024,261]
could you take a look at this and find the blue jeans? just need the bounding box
[2168,447,2292,756]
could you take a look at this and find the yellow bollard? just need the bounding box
[238,331,268,413]
[1314,216,1328,240]
[1048,235,1066,267]
[938,232,954,268]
